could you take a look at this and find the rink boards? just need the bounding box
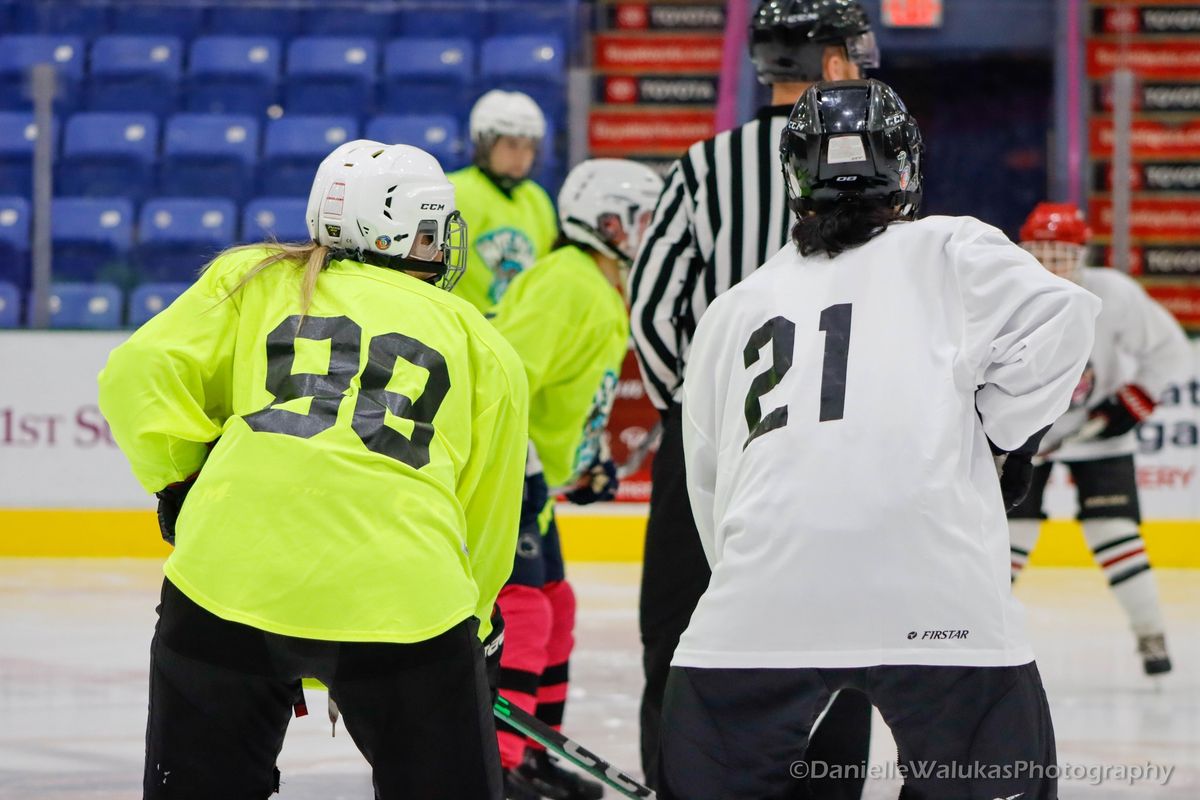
[2,332,1198,566]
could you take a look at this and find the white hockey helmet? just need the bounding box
[469,89,547,145]
[558,159,664,265]
[307,140,467,291]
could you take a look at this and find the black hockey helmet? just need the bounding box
[750,0,879,84]
[780,79,923,216]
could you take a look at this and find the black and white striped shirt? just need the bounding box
[629,105,796,410]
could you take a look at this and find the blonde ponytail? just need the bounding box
[211,240,332,316]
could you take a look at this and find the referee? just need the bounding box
[630,1,880,794]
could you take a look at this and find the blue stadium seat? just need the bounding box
[187,36,282,116]
[303,3,399,38]
[480,36,566,84]
[381,38,474,118]
[128,281,189,326]
[49,282,123,329]
[0,2,12,34]
[0,196,29,291]
[488,4,572,43]
[261,115,358,197]
[110,2,206,38]
[284,37,378,115]
[50,197,135,284]
[59,113,159,200]
[13,0,110,34]
[161,114,259,200]
[366,115,463,171]
[0,112,52,197]
[136,197,236,281]
[88,36,183,116]
[396,7,485,42]
[208,3,304,37]
[0,280,18,327]
[242,197,311,243]
[0,35,85,111]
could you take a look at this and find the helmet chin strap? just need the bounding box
[328,248,447,279]
[478,163,526,195]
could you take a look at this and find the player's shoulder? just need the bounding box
[1081,265,1144,297]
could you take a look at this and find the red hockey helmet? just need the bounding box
[1019,202,1090,284]
[1019,202,1091,245]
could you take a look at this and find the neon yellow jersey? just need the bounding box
[98,247,529,643]
[490,245,629,489]
[448,166,558,315]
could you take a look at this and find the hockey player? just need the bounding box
[489,159,664,799]
[1010,202,1190,676]
[629,0,881,791]
[98,141,528,800]
[659,80,1099,800]
[450,89,560,314]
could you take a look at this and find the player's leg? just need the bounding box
[802,689,872,800]
[1070,456,1171,674]
[517,516,604,798]
[658,665,841,800]
[144,579,294,800]
[331,619,503,800]
[870,662,1057,800]
[1007,461,1053,581]
[639,403,713,786]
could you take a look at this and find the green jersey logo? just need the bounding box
[475,227,537,303]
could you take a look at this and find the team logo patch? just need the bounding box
[572,370,621,479]
[325,224,341,238]
[375,235,392,250]
[476,227,537,303]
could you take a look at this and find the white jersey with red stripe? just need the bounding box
[1048,267,1190,462]
[675,216,1099,670]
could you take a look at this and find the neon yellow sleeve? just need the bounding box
[97,261,240,493]
[457,342,529,639]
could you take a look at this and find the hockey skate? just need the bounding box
[505,765,545,800]
[1138,633,1172,676]
[517,749,605,799]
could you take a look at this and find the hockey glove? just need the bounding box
[564,458,619,505]
[482,605,505,703]
[989,426,1051,512]
[1088,384,1156,440]
[154,475,196,546]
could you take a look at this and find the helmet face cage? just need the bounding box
[845,30,880,70]
[434,209,465,291]
[1022,240,1085,284]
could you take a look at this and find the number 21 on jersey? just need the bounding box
[743,303,853,449]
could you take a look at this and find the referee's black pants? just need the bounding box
[144,578,502,799]
[638,403,872,798]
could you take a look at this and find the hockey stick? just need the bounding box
[493,696,657,799]
[617,421,663,480]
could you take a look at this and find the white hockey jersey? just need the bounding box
[676,216,1099,670]
[1046,267,1190,462]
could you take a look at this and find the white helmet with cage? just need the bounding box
[469,89,547,144]
[558,159,664,265]
[306,140,467,291]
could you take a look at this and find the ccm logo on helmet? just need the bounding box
[420,203,446,211]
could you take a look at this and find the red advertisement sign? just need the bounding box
[1143,282,1200,327]
[607,347,660,503]
[594,33,724,73]
[606,3,726,32]
[1092,4,1200,36]
[589,109,715,156]
[1091,196,1200,238]
[1087,40,1200,79]
[1090,117,1200,157]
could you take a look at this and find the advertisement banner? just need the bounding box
[1092,81,1200,113]
[1090,117,1200,158]
[1145,281,1200,326]
[1099,244,1200,276]
[1091,4,1200,36]
[595,74,719,106]
[1087,40,1200,79]
[588,109,715,156]
[601,2,726,33]
[1091,196,1200,237]
[1092,160,1200,192]
[593,33,724,73]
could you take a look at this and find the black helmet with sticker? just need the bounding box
[780,79,923,217]
[750,0,879,84]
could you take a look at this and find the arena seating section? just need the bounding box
[0,0,573,327]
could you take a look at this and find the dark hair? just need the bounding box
[791,196,898,258]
